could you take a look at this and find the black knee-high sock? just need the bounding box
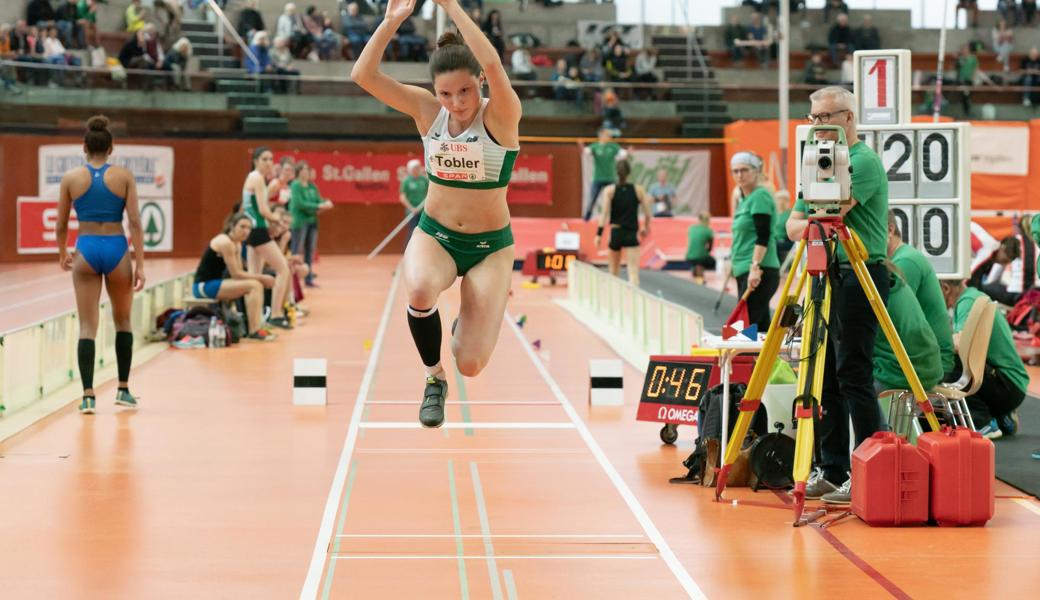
[407,305,442,368]
[77,339,95,393]
[115,331,133,388]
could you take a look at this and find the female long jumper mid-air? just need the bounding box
[352,0,522,428]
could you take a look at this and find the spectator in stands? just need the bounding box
[271,36,301,93]
[686,212,715,284]
[804,51,828,84]
[0,24,22,93]
[605,43,632,89]
[305,5,339,60]
[1025,0,1038,25]
[126,0,148,34]
[956,43,978,114]
[341,2,371,58]
[162,37,192,90]
[27,0,56,28]
[992,19,1014,73]
[192,212,277,342]
[822,0,849,23]
[742,12,772,68]
[828,13,854,68]
[724,14,746,62]
[247,31,275,86]
[237,0,266,44]
[648,169,676,218]
[399,159,427,242]
[394,12,428,61]
[602,30,626,58]
[56,0,79,48]
[941,278,1027,438]
[289,161,332,287]
[998,0,1021,26]
[579,47,605,82]
[583,128,627,221]
[854,15,880,52]
[42,25,80,86]
[887,212,955,378]
[1021,47,1040,106]
[957,0,979,29]
[601,88,626,133]
[511,44,537,96]
[634,48,658,100]
[481,9,505,60]
[77,0,100,50]
[143,24,165,67]
[551,58,582,105]
[278,3,314,60]
[119,29,149,69]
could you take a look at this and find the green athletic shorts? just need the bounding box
[418,212,514,276]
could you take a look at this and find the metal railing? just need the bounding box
[567,260,703,363]
[206,0,259,69]
[0,272,193,416]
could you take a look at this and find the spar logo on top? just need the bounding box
[18,145,175,255]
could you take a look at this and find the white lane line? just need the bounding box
[331,555,658,560]
[0,289,68,314]
[504,310,707,600]
[503,570,519,600]
[0,272,67,293]
[364,401,561,406]
[1013,498,1040,517]
[359,422,575,429]
[471,462,504,600]
[335,534,647,539]
[300,268,401,600]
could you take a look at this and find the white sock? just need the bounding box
[425,362,445,380]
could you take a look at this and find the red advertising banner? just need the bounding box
[279,151,552,205]
[17,197,78,254]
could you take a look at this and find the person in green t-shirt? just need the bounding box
[785,86,891,503]
[956,44,978,115]
[872,270,942,394]
[887,211,955,376]
[686,211,715,284]
[583,128,627,221]
[773,189,794,263]
[399,159,428,241]
[941,279,1027,439]
[289,161,333,286]
[730,151,780,332]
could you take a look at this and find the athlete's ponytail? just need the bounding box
[84,115,113,156]
[430,31,481,80]
[616,159,631,186]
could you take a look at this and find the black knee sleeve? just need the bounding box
[77,338,95,392]
[407,305,442,367]
[116,331,133,383]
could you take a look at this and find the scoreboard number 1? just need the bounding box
[860,55,899,124]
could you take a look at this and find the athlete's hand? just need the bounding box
[385,0,416,23]
[639,227,649,240]
[133,265,146,291]
[59,252,73,272]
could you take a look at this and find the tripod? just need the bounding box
[713,215,942,524]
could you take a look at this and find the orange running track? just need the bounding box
[1,256,1039,599]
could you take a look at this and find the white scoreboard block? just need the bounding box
[853,50,912,126]
[879,130,916,199]
[917,129,957,198]
[889,204,916,247]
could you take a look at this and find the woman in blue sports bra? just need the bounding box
[55,115,146,415]
[353,0,522,428]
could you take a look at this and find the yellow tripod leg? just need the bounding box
[715,240,808,500]
[790,274,832,522]
[840,232,941,433]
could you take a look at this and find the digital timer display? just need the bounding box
[639,360,714,406]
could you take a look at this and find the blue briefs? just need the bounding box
[76,235,128,275]
[192,280,223,299]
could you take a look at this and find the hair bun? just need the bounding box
[437,32,462,49]
[86,115,110,132]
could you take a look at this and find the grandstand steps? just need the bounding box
[651,33,731,138]
[181,20,240,71]
[181,19,218,35]
[227,93,270,108]
[225,90,289,135]
[216,79,261,94]
[238,106,283,120]
[200,56,243,71]
[242,117,290,136]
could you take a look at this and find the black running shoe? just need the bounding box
[268,316,293,330]
[419,376,448,428]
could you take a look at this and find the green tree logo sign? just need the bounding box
[140,202,166,249]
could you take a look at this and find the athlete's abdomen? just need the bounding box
[424,183,511,233]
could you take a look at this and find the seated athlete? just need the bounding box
[192,212,277,342]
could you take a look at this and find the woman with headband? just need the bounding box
[729,151,781,332]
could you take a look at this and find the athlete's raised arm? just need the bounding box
[436,0,521,134]
[351,0,440,129]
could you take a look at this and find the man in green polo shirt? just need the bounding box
[685,211,715,284]
[941,279,1027,439]
[399,159,428,242]
[887,211,955,376]
[583,128,626,221]
[785,86,890,505]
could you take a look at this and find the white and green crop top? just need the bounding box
[421,99,520,189]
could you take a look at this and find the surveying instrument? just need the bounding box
[713,123,942,525]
